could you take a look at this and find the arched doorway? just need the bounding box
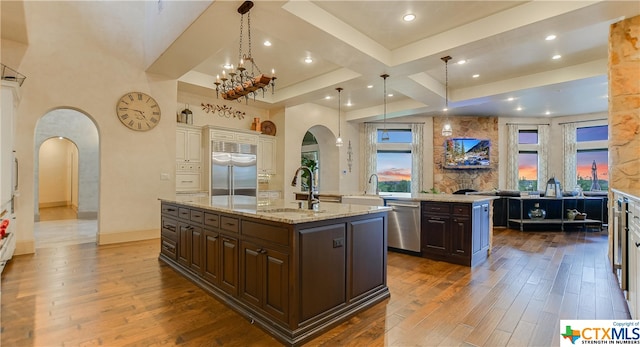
[38,137,79,220]
[300,125,340,192]
[34,108,99,248]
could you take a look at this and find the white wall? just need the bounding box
[282,103,359,202]
[10,1,177,254]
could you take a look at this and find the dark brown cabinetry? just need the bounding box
[240,240,289,323]
[421,201,490,266]
[159,201,390,347]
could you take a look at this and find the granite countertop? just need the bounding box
[160,195,391,224]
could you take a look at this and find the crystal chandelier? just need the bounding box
[441,55,453,137]
[335,87,344,147]
[214,1,276,103]
[380,74,390,142]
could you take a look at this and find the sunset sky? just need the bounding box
[377,152,411,182]
[519,151,608,181]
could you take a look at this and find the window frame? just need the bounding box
[374,124,413,193]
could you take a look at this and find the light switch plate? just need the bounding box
[160,173,170,180]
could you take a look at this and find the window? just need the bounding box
[376,128,412,193]
[518,152,538,191]
[576,125,608,192]
[377,151,411,192]
[518,129,539,191]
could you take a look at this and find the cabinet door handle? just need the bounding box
[166,208,176,212]
[259,249,267,254]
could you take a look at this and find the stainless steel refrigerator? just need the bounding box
[211,141,258,198]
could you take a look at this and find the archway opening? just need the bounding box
[34,108,99,248]
[38,137,79,221]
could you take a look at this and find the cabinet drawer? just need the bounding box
[190,209,204,224]
[423,202,450,215]
[161,217,178,240]
[178,208,190,220]
[242,220,289,246]
[176,173,201,190]
[161,238,177,260]
[161,203,179,217]
[220,216,239,233]
[452,204,470,216]
[204,213,220,228]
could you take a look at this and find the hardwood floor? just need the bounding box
[1,228,629,346]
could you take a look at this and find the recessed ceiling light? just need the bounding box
[552,54,562,60]
[457,59,467,65]
[346,101,352,107]
[443,107,448,112]
[472,74,480,78]
[263,40,272,47]
[507,97,514,101]
[304,57,313,64]
[388,93,394,97]
[223,63,233,69]
[367,85,373,89]
[545,34,557,41]
[516,107,523,111]
[545,111,551,115]
[325,96,331,100]
[403,13,416,22]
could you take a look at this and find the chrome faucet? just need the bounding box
[368,174,379,195]
[291,166,319,210]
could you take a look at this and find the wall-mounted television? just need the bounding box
[444,138,491,169]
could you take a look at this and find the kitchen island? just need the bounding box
[343,193,497,267]
[158,196,391,346]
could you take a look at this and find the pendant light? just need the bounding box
[380,74,390,142]
[335,87,344,147]
[441,56,453,137]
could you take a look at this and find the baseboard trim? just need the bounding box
[15,239,35,256]
[77,211,97,220]
[98,229,159,245]
[39,201,69,208]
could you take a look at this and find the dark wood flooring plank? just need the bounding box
[1,228,631,347]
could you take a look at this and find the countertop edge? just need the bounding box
[159,198,392,224]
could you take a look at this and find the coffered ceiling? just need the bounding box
[4,1,638,122]
[160,1,638,122]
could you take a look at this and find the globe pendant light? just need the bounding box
[441,56,453,137]
[380,74,390,142]
[335,87,344,147]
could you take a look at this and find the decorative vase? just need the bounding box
[567,209,579,221]
[528,203,546,220]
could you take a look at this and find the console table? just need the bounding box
[507,196,605,231]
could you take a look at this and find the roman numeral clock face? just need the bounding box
[116,92,161,131]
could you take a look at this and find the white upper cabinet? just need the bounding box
[176,124,203,192]
[176,124,202,163]
[258,135,277,175]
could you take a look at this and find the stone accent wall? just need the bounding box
[432,117,499,193]
[609,15,640,191]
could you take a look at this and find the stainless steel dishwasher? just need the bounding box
[385,199,421,252]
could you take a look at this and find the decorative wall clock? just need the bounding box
[116,92,161,131]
